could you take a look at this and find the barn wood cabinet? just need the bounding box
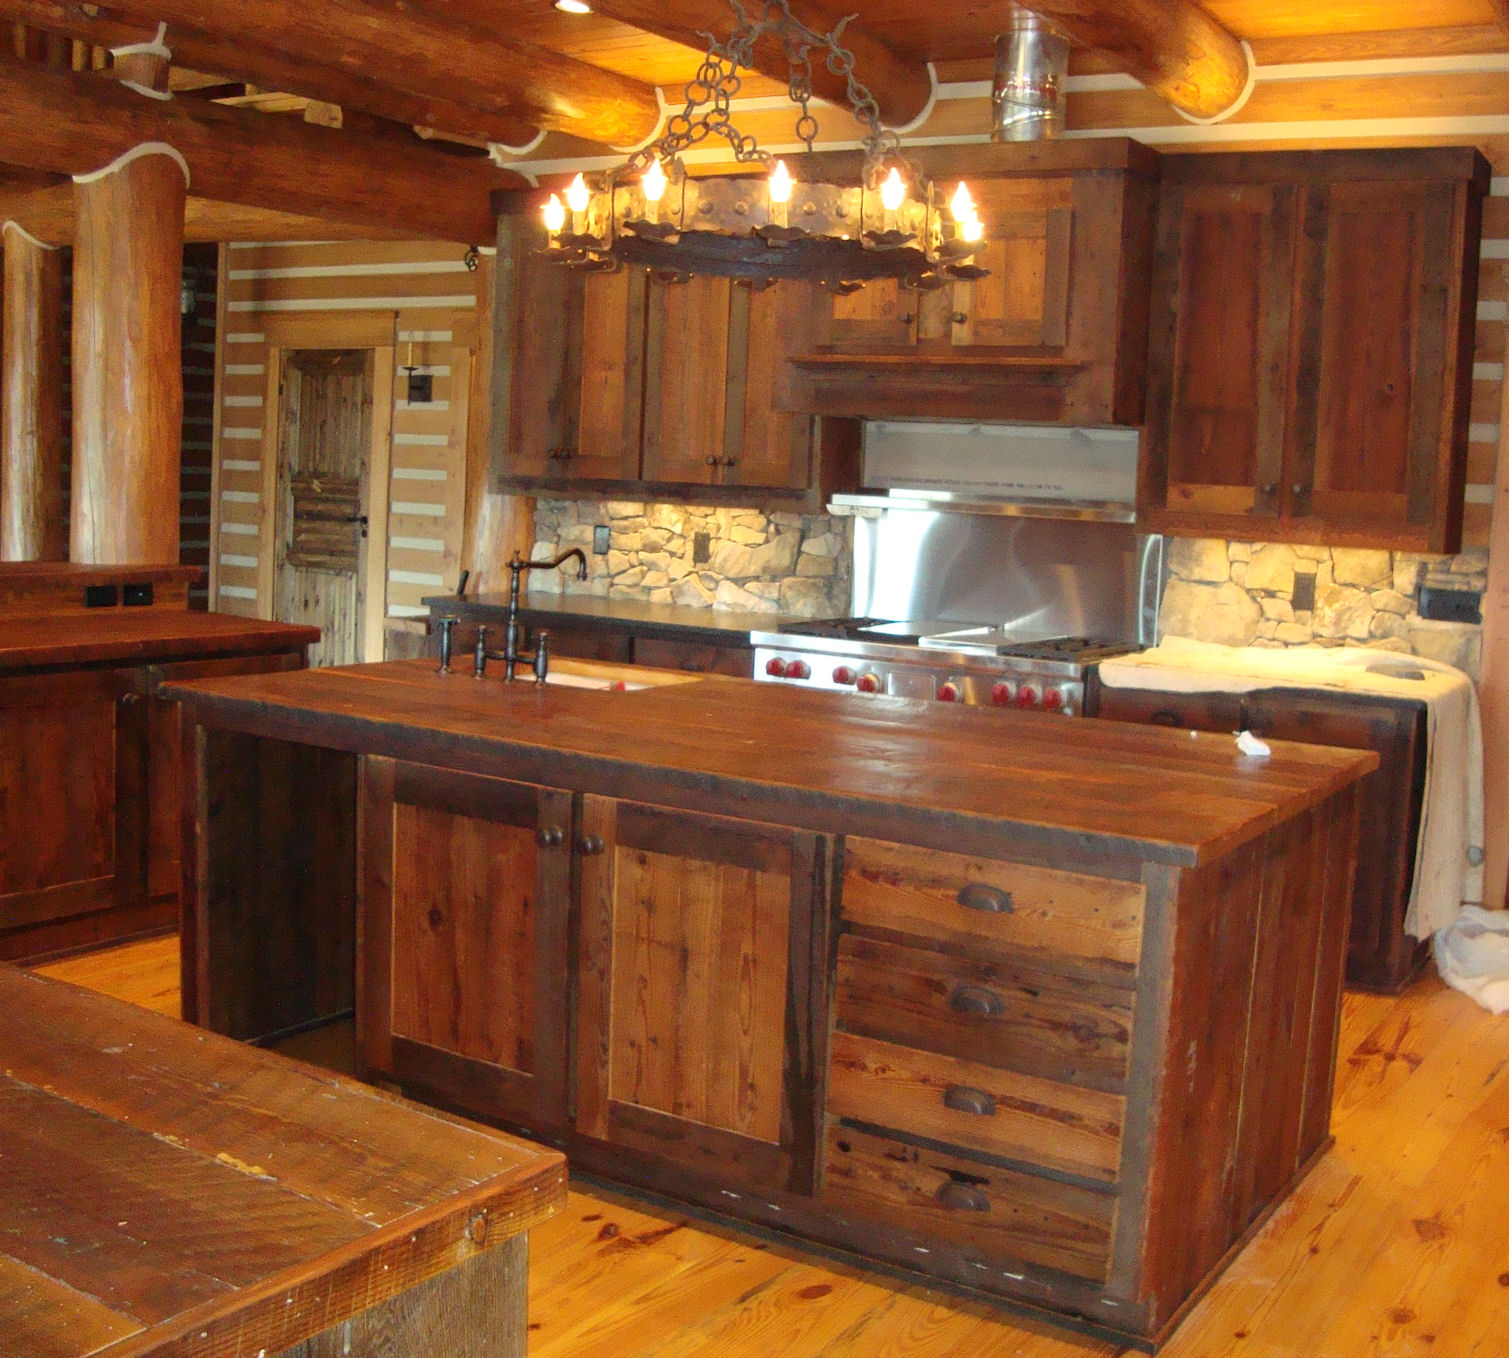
[785,139,1159,425]
[1138,147,1488,553]
[492,218,858,509]
[1095,684,1430,992]
[0,618,315,963]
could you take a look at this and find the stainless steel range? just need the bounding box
[751,424,1166,716]
[750,619,1135,715]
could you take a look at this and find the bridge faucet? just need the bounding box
[488,548,588,682]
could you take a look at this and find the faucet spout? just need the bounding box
[498,548,591,681]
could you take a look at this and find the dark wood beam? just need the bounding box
[1021,0,1250,121]
[0,2,543,147]
[96,0,660,146]
[1488,0,1509,40]
[0,181,421,243]
[537,0,934,129]
[0,54,520,242]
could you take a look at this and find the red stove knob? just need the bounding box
[990,680,1014,706]
[786,659,810,680]
[765,657,788,677]
[1015,684,1040,708]
[1041,686,1064,712]
[936,681,962,703]
[855,672,882,694]
[832,665,856,685]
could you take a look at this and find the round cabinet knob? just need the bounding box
[855,672,882,694]
[990,680,1014,706]
[765,657,788,677]
[832,665,856,685]
[578,834,606,856]
[1041,687,1064,712]
[787,659,810,680]
[1015,684,1039,708]
[936,681,962,703]
[535,825,564,849]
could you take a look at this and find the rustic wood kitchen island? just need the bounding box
[168,658,1375,1350]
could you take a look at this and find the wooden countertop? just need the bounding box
[424,591,802,644]
[0,964,565,1358]
[167,658,1376,867]
[0,562,203,583]
[0,611,320,671]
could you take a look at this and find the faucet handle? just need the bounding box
[533,630,550,684]
[436,616,458,673]
[473,624,489,678]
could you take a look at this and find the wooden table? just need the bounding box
[0,964,566,1358]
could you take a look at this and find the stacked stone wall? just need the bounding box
[528,499,851,617]
[1160,539,1486,677]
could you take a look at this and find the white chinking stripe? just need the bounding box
[72,142,189,187]
[227,297,474,312]
[2,221,59,251]
[228,261,473,280]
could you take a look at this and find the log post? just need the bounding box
[69,143,186,564]
[1,220,67,560]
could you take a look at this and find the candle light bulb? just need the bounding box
[565,173,590,213]
[880,167,905,212]
[961,211,984,243]
[642,158,667,202]
[542,193,566,233]
[769,159,793,204]
[951,181,975,223]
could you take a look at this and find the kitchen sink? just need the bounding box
[541,670,647,691]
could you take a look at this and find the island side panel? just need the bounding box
[181,713,358,1039]
[1136,781,1362,1337]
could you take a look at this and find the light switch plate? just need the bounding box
[593,524,611,554]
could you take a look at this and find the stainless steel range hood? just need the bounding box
[828,420,1141,523]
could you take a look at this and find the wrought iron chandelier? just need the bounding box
[541,0,985,290]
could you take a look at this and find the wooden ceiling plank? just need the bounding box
[0,0,543,146]
[1246,24,1509,65]
[0,54,517,242]
[1015,0,1251,121]
[97,0,659,146]
[558,0,934,129]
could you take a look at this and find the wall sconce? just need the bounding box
[402,337,433,404]
[180,264,200,317]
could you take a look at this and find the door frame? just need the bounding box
[257,341,394,662]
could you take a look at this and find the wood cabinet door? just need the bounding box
[939,175,1073,349]
[1293,180,1461,541]
[824,278,918,349]
[0,669,145,953]
[1093,686,1242,734]
[723,279,818,491]
[1141,180,1297,527]
[640,273,730,485]
[575,795,824,1193]
[359,757,573,1131]
[1240,690,1427,989]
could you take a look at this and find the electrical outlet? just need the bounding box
[593,524,611,555]
[1291,568,1317,613]
[693,531,712,564]
[1418,585,1481,624]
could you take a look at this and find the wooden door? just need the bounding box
[939,175,1073,349]
[1140,180,1297,527]
[274,349,374,668]
[724,279,818,491]
[0,669,145,958]
[1294,180,1459,538]
[359,758,573,1131]
[576,796,824,1193]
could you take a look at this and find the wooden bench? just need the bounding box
[0,964,566,1358]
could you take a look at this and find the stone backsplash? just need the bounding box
[1159,538,1487,678]
[528,498,852,617]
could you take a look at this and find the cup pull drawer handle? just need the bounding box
[956,883,1013,913]
[943,1085,997,1117]
[935,1181,990,1212]
[948,985,1006,1017]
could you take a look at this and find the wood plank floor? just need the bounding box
[34,936,1509,1356]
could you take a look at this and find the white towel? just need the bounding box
[1098,640,1484,937]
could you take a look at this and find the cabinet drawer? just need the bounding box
[842,837,1145,972]
[828,1031,1124,1183]
[835,934,1133,1088]
[823,1123,1115,1282]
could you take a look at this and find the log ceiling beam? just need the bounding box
[0,2,542,147]
[0,54,520,242]
[1021,0,1250,122]
[449,0,934,130]
[92,0,661,146]
[1488,0,1509,40]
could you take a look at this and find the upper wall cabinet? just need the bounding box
[490,219,858,510]
[1137,147,1489,553]
[784,139,1160,426]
